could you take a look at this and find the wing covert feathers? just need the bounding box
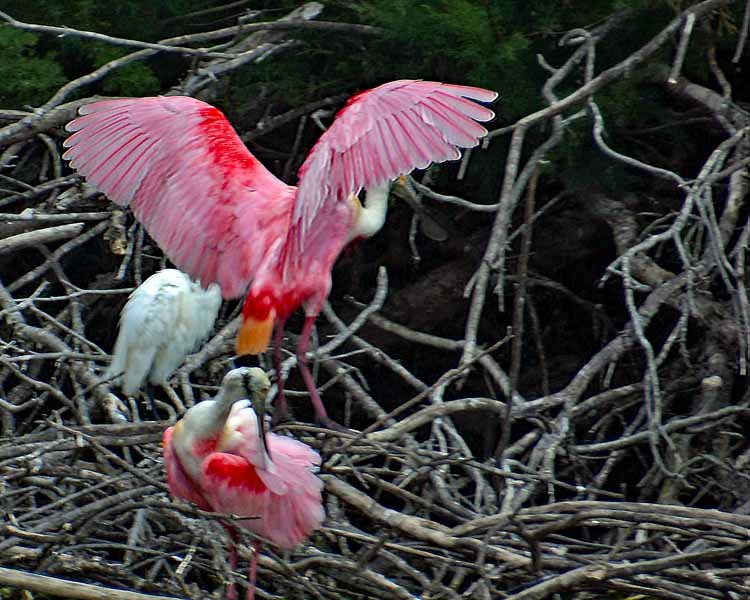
[64,96,290,298]
[292,80,497,251]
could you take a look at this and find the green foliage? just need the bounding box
[0,0,223,107]
[92,46,160,97]
[354,0,533,114]
[0,27,66,107]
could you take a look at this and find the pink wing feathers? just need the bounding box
[63,97,293,298]
[202,452,324,549]
[201,401,324,549]
[289,80,498,257]
[63,83,497,301]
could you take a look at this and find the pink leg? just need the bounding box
[272,320,289,425]
[222,524,239,600]
[247,540,261,600]
[297,316,343,430]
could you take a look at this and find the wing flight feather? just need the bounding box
[64,96,291,298]
[291,80,498,255]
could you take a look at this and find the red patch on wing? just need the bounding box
[192,436,219,458]
[203,453,267,494]
[198,106,263,175]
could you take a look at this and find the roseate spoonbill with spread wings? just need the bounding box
[107,268,221,415]
[162,367,324,600]
[64,80,497,427]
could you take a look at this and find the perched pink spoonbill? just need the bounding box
[63,80,497,426]
[107,268,221,417]
[162,367,324,600]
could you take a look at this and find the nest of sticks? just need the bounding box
[2,2,750,599]
[2,144,749,600]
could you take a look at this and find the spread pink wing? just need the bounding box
[63,96,293,298]
[290,79,498,255]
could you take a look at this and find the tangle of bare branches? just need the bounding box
[1,1,749,599]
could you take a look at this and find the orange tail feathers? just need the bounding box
[236,309,276,355]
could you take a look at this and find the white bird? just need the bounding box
[107,269,222,413]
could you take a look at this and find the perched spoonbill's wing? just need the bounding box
[217,401,323,496]
[290,79,498,257]
[63,97,293,298]
[201,451,324,549]
[201,401,324,548]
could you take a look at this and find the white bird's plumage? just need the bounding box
[107,269,222,395]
